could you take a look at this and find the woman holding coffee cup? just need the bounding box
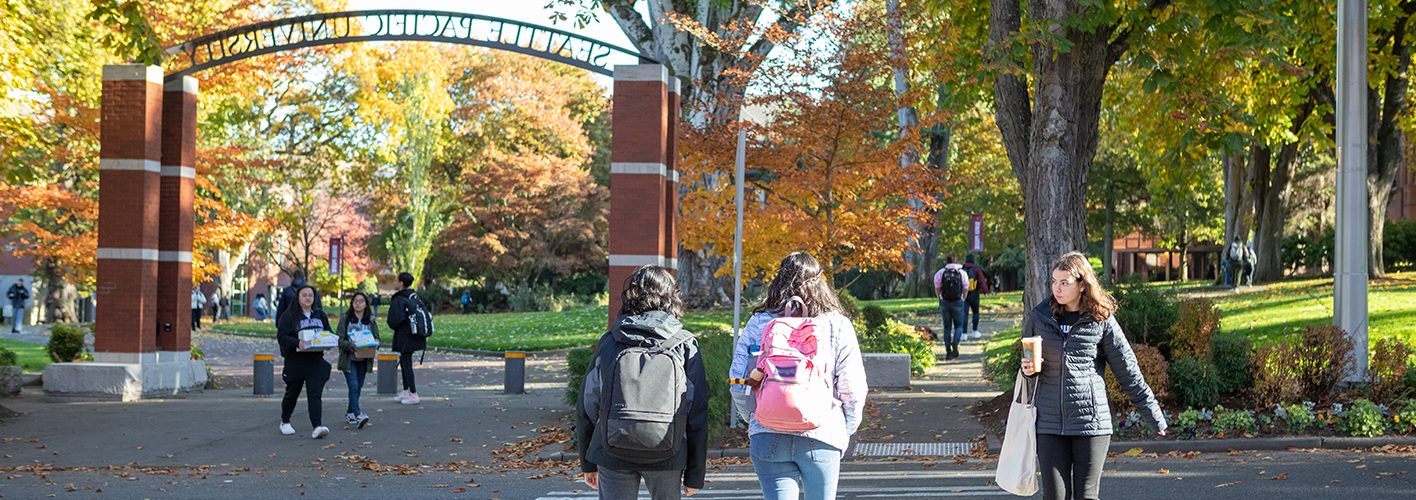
[1020,252,1166,500]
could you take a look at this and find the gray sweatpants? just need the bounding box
[597,467,683,500]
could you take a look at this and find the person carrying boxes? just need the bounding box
[276,285,335,439]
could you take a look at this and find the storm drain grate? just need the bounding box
[852,442,974,456]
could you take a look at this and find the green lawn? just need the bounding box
[1211,272,1416,346]
[0,337,51,372]
[858,290,1026,316]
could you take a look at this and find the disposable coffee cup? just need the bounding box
[1021,337,1043,371]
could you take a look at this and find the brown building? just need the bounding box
[1389,166,1416,222]
[1110,234,1223,283]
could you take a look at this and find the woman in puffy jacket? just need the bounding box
[728,252,867,500]
[1021,251,1168,500]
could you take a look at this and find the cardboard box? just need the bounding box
[354,346,378,359]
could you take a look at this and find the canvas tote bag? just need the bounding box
[995,371,1039,496]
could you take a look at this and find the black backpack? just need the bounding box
[598,330,694,463]
[404,292,435,338]
[941,267,965,301]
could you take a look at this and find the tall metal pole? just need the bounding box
[1335,0,1369,381]
[730,128,747,428]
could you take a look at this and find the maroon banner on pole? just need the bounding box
[970,214,984,253]
[329,237,342,275]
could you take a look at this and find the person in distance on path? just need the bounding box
[1020,252,1167,500]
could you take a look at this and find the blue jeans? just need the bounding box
[940,299,967,343]
[345,359,369,415]
[750,433,842,500]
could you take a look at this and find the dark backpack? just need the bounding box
[404,292,435,338]
[941,267,965,301]
[598,330,694,464]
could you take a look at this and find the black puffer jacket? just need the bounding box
[386,289,427,353]
[1023,299,1167,436]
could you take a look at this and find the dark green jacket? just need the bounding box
[335,312,381,373]
[1023,299,1167,436]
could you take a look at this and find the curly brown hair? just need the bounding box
[1050,251,1117,322]
[752,252,843,317]
[619,265,684,318]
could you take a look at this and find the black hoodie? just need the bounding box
[576,311,709,489]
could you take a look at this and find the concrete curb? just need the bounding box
[539,448,752,462]
[205,329,579,358]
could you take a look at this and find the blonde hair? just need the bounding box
[1050,251,1117,322]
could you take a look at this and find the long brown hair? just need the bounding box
[1050,251,1117,322]
[619,265,684,318]
[753,252,843,317]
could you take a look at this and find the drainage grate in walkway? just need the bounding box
[853,442,974,456]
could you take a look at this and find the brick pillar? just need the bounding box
[608,65,675,325]
[157,77,197,353]
[95,65,163,362]
[664,78,680,275]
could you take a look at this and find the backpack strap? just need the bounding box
[657,329,695,353]
[783,296,808,318]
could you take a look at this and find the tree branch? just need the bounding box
[1108,0,1173,63]
[603,0,657,58]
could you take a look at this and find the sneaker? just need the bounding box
[402,393,420,405]
[972,330,982,339]
[312,426,329,439]
[279,423,295,435]
[356,414,369,429]
[394,390,410,402]
[345,413,358,425]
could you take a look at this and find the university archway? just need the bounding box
[51,11,680,401]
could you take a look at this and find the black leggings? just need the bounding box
[967,296,981,331]
[1037,433,1110,500]
[281,359,331,427]
[400,351,417,393]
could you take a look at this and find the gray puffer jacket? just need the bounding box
[1023,299,1167,436]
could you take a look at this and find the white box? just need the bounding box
[298,329,338,351]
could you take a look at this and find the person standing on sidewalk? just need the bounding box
[577,265,708,499]
[336,292,379,429]
[276,286,333,439]
[253,293,268,322]
[933,254,969,360]
[386,272,425,405]
[6,279,29,334]
[1020,251,1167,500]
[276,270,323,322]
[190,287,206,332]
[962,254,991,339]
[729,252,867,500]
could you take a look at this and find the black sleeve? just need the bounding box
[682,337,709,490]
[576,354,600,474]
[275,309,298,356]
[386,295,408,330]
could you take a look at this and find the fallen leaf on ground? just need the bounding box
[1215,481,1245,487]
[1271,473,1287,480]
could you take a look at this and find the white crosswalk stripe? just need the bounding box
[536,470,1007,499]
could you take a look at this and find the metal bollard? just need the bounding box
[253,353,274,395]
[377,353,399,395]
[504,351,526,394]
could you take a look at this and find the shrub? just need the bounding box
[1166,299,1220,359]
[1168,355,1219,409]
[1368,337,1412,403]
[1283,402,1316,432]
[47,324,88,363]
[1174,408,1205,431]
[859,319,935,375]
[554,271,608,296]
[1209,336,1255,394]
[987,333,1024,392]
[564,347,595,407]
[695,325,735,441]
[1383,218,1416,271]
[861,305,889,336]
[1393,399,1416,433]
[1252,343,1303,407]
[1298,325,1354,405]
[1105,343,1169,416]
[1110,281,1179,354]
[0,347,16,366]
[1213,405,1256,434]
[835,288,859,321]
[1341,398,1388,437]
[508,284,570,313]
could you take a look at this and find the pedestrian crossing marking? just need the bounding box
[853,442,974,456]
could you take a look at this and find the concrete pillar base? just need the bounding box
[43,353,207,402]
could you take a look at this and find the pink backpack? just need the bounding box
[754,298,833,432]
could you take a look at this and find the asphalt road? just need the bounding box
[3,449,1413,499]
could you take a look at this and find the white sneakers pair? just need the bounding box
[394,390,420,405]
[280,423,329,439]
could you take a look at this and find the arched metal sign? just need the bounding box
[161,9,654,82]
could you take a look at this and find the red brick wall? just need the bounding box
[608,68,674,324]
[157,81,197,352]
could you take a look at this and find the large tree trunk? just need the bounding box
[1367,6,1412,279]
[40,261,77,323]
[989,0,1143,307]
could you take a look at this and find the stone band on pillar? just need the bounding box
[608,65,673,324]
[158,76,198,355]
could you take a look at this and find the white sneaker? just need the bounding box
[279,423,295,435]
[972,330,982,339]
[356,414,370,429]
[394,390,410,402]
[312,426,329,439]
[345,413,358,425]
[402,393,420,405]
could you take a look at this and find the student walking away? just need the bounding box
[275,270,323,322]
[276,286,334,439]
[387,272,431,405]
[336,292,380,429]
[576,265,708,500]
[210,288,221,321]
[962,254,991,339]
[728,253,867,500]
[190,287,206,332]
[1021,251,1167,500]
[933,254,969,360]
[253,293,268,322]
[461,291,471,314]
[7,279,29,333]
[1243,243,1256,287]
